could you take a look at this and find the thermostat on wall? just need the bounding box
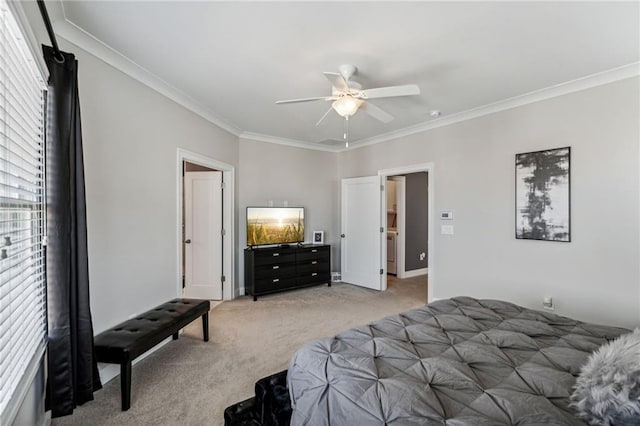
[440,211,453,220]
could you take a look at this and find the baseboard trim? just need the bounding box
[98,336,173,385]
[403,268,428,278]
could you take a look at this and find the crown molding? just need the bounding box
[349,62,640,151]
[239,132,341,153]
[52,19,242,137]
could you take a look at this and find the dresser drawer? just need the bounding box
[296,259,330,274]
[296,246,330,261]
[298,271,330,286]
[255,264,297,279]
[254,251,296,266]
[255,276,297,292]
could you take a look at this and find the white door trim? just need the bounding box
[177,148,235,300]
[379,163,434,302]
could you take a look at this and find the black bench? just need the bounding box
[94,298,210,410]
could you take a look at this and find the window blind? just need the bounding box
[0,0,47,421]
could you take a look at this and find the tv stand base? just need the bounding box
[245,244,331,301]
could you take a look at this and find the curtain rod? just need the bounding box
[36,0,63,61]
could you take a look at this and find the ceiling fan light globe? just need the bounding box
[332,97,363,117]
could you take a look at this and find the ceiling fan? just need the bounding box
[276,64,420,146]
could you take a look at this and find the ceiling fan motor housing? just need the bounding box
[339,64,358,82]
[331,81,362,96]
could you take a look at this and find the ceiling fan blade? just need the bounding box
[360,84,420,99]
[323,72,349,91]
[276,96,331,104]
[315,107,334,127]
[363,102,394,123]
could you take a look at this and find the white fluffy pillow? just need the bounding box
[571,329,640,425]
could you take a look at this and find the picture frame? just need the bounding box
[312,230,324,244]
[515,147,571,242]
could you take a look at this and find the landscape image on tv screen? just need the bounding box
[247,207,304,246]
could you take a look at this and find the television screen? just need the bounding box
[246,207,305,246]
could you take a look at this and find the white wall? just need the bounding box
[238,138,338,294]
[339,78,640,329]
[67,42,239,333]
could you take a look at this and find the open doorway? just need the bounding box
[386,173,428,278]
[176,149,235,301]
[380,164,432,303]
[386,176,405,277]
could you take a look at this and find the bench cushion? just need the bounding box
[94,298,210,363]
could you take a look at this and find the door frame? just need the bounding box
[379,163,434,301]
[177,148,235,300]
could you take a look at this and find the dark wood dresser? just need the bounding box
[244,244,331,300]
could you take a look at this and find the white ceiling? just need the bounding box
[54,1,639,148]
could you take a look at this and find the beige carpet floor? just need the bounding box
[52,276,427,426]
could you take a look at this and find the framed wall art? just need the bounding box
[515,147,570,242]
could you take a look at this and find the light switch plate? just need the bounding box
[441,225,454,235]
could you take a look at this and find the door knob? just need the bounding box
[340,234,345,238]
[185,239,191,244]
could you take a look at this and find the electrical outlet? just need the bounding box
[419,252,426,261]
[441,225,454,235]
[542,296,554,311]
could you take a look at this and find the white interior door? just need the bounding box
[184,171,223,300]
[341,176,384,290]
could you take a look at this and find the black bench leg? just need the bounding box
[202,312,209,342]
[173,332,179,340]
[121,361,132,411]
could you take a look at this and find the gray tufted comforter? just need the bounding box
[288,297,629,425]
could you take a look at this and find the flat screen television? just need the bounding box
[246,207,305,246]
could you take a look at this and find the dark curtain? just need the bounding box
[43,45,102,418]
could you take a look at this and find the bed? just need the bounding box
[287,297,629,425]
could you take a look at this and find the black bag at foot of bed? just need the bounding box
[225,370,292,426]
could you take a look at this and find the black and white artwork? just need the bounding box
[515,147,570,242]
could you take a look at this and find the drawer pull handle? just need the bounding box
[311,261,317,265]
[311,273,318,276]
[272,253,280,257]
[273,278,280,283]
[272,265,279,269]
[311,249,317,253]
